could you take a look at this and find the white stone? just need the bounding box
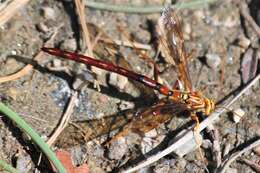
[206,53,221,69]
[232,108,245,123]
[109,72,128,91]
[42,7,56,20]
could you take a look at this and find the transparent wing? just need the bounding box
[55,99,189,148]
[158,7,193,91]
[108,99,189,143]
[129,100,189,134]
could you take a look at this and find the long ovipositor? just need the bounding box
[42,47,173,96]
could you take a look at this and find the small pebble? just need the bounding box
[222,15,239,28]
[144,129,157,138]
[211,6,239,28]
[109,72,128,91]
[223,143,231,157]
[108,137,128,160]
[52,59,62,67]
[16,155,32,173]
[253,145,260,156]
[81,69,95,81]
[72,77,85,90]
[202,139,212,149]
[0,25,6,30]
[95,112,105,119]
[185,162,200,173]
[241,48,257,84]
[206,53,221,69]
[137,167,152,173]
[141,137,154,154]
[11,50,17,55]
[36,22,49,33]
[60,38,77,51]
[51,79,71,108]
[183,23,191,40]
[232,108,245,123]
[237,35,251,50]
[5,58,20,69]
[91,66,103,76]
[153,160,170,173]
[227,45,242,65]
[194,10,205,20]
[70,146,87,166]
[119,100,135,111]
[98,95,109,103]
[87,141,104,157]
[41,7,56,20]
[226,167,238,173]
[175,158,187,170]
[134,29,151,43]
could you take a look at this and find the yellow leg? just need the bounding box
[190,113,205,166]
[190,113,200,130]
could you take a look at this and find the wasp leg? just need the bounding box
[190,113,203,148]
[190,113,200,130]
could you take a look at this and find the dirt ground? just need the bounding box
[0,0,259,172]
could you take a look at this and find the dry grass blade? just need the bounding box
[240,158,260,172]
[75,0,93,56]
[239,0,260,37]
[0,64,33,84]
[122,74,260,173]
[0,0,30,26]
[100,37,152,50]
[75,0,101,91]
[211,128,222,167]
[37,91,78,167]
[218,139,260,173]
[47,91,78,146]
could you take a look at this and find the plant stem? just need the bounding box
[0,159,19,173]
[0,102,67,173]
[85,0,216,14]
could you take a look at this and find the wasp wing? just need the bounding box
[158,7,193,91]
[108,99,190,143]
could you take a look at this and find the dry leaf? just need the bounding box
[52,150,88,173]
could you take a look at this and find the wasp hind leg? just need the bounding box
[190,113,200,130]
[190,113,203,147]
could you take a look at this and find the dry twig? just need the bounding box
[75,0,93,56]
[239,1,260,37]
[240,158,260,172]
[0,0,30,26]
[122,74,260,173]
[46,91,78,146]
[222,143,231,158]
[75,0,101,91]
[211,128,222,168]
[100,37,152,50]
[218,139,260,173]
[0,65,33,84]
